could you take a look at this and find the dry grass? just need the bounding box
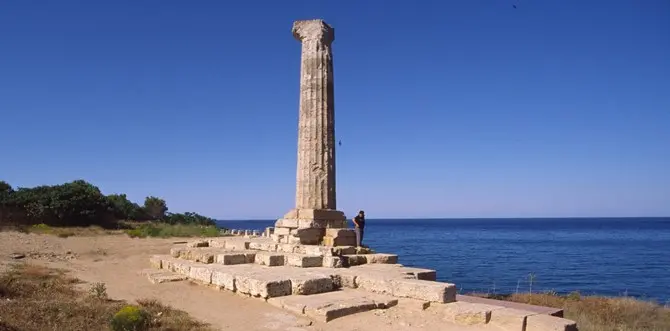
[488,292,670,331]
[6,223,126,237]
[0,264,212,331]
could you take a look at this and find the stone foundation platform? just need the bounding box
[145,236,578,330]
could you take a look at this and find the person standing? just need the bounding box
[353,210,366,247]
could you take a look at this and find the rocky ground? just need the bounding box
[0,231,499,331]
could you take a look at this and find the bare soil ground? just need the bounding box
[0,231,491,331]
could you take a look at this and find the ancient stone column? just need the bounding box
[273,19,354,246]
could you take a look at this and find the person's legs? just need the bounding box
[360,227,365,246]
[355,227,362,247]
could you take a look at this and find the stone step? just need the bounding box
[332,265,456,303]
[267,289,398,322]
[170,247,258,265]
[284,253,324,268]
[432,301,578,331]
[152,255,337,298]
[342,253,399,266]
[140,269,188,284]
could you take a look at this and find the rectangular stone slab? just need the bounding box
[392,279,457,303]
[488,307,536,331]
[255,251,285,266]
[235,270,292,299]
[439,302,503,325]
[211,267,236,291]
[526,314,578,331]
[147,271,188,284]
[289,273,334,295]
[360,253,398,264]
[456,295,564,317]
[285,253,323,268]
[216,251,256,265]
[268,289,397,322]
[149,255,162,269]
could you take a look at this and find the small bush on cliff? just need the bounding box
[110,305,150,331]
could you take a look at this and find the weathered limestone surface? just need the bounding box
[268,289,398,322]
[438,302,502,325]
[273,19,351,246]
[526,314,579,331]
[488,307,535,331]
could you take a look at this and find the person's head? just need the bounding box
[358,210,365,217]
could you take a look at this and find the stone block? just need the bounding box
[489,308,535,331]
[225,240,250,251]
[169,247,184,258]
[276,219,299,228]
[275,227,291,236]
[330,270,358,288]
[331,246,357,255]
[282,209,299,219]
[323,236,357,247]
[171,261,193,275]
[356,273,395,295]
[149,255,162,269]
[189,250,216,264]
[401,267,437,281]
[211,268,236,291]
[287,235,302,244]
[396,298,431,310]
[189,266,213,284]
[322,256,344,268]
[355,246,374,254]
[290,228,325,245]
[362,254,398,264]
[187,240,209,248]
[343,255,368,266]
[278,243,298,253]
[290,274,334,295]
[440,302,502,325]
[298,209,346,221]
[304,245,330,256]
[208,239,226,248]
[267,297,307,315]
[236,273,292,299]
[392,279,457,303]
[255,252,285,266]
[285,253,323,268]
[146,271,188,284]
[301,292,389,322]
[216,252,255,265]
[159,257,174,271]
[325,228,356,238]
[526,314,578,331]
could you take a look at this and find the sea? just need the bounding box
[216,217,670,303]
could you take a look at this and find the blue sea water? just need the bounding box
[216,217,670,303]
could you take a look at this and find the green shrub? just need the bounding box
[110,305,149,331]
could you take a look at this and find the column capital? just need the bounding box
[292,19,334,43]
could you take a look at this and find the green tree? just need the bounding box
[143,196,167,220]
[9,180,113,226]
[107,194,145,220]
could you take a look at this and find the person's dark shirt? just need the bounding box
[354,215,365,228]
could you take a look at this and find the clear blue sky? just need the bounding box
[1,0,668,219]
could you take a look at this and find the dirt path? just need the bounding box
[0,232,494,331]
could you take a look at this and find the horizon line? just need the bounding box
[215,216,670,221]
